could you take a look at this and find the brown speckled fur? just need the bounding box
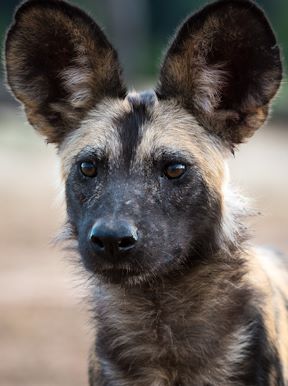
[5,1,287,385]
[156,0,282,150]
[5,0,126,144]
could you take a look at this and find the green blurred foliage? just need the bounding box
[1,0,287,115]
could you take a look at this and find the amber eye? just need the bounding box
[164,163,186,179]
[80,161,97,177]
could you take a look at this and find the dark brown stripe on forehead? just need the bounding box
[115,91,156,166]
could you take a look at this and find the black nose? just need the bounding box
[89,219,138,258]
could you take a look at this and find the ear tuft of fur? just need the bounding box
[156,0,282,148]
[5,0,126,144]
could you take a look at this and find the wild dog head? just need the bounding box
[5,0,282,286]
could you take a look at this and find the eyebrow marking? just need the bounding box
[150,147,195,163]
[74,146,108,163]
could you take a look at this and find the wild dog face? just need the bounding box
[5,0,282,286]
[60,96,226,285]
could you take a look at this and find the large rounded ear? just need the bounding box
[156,0,282,149]
[5,0,126,144]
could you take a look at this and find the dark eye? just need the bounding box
[164,163,186,179]
[80,161,97,177]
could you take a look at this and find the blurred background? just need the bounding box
[0,1,287,385]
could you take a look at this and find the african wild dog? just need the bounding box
[5,0,288,385]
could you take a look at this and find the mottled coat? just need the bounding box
[5,0,288,385]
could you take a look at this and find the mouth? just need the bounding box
[96,265,144,284]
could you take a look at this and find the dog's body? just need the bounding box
[89,248,288,386]
[5,0,288,385]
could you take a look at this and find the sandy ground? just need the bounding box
[0,106,287,386]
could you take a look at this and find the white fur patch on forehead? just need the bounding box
[125,90,158,109]
[136,100,225,189]
[59,98,132,179]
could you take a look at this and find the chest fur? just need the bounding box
[92,270,254,386]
